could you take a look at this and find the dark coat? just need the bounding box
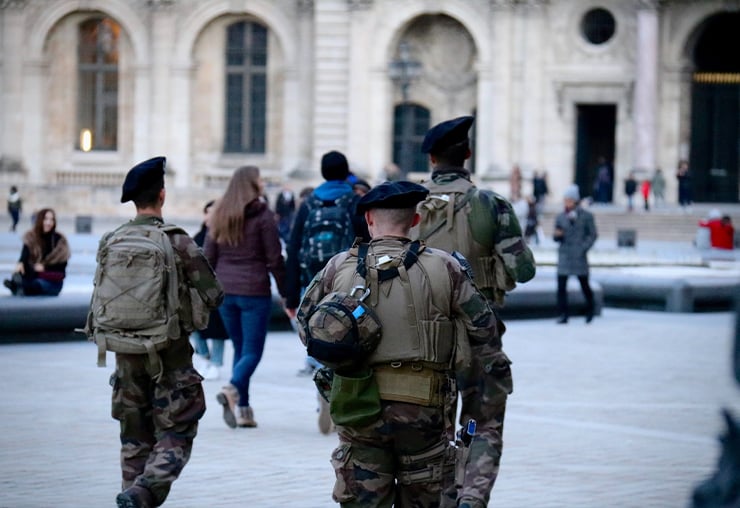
[554,207,597,276]
[204,199,286,298]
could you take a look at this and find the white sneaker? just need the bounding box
[193,355,209,373]
[204,364,221,381]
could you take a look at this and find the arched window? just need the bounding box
[224,20,268,154]
[392,104,430,175]
[77,17,120,151]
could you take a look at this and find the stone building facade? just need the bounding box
[0,0,738,220]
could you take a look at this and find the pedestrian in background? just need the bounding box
[554,184,598,324]
[7,185,21,232]
[97,156,224,508]
[533,170,549,210]
[192,200,229,380]
[509,163,522,202]
[593,157,613,204]
[205,166,287,429]
[641,178,651,211]
[677,159,692,211]
[4,207,70,296]
[274,187,296,244]
[651,168,666,207]
[412,115,535,508]
[624,171,637,212]
[297,181,497,508]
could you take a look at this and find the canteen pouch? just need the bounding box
[329,369,381,427]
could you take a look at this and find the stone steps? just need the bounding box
[537,204,739,243]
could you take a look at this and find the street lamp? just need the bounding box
[388,41,422,177]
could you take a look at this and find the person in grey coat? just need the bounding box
[553,184,598,324]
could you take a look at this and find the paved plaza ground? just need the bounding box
[0,308,737,507]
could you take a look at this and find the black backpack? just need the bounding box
[299,192,357,285]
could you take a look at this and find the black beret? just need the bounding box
[421,116,474,154]
[120,156,166,203]
[356,181,429,215]
[321,151,350,181]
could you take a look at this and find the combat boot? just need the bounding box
[116,486,155,508]
[216,384,239,429]
[236,406,258,428]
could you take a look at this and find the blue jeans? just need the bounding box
[23,277,63,296]
[219,294,271,407]
[192,331,225,366]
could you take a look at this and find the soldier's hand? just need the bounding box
[285,307,297,320]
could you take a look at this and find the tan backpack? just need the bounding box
[413,178,516,306]
[85,223,184,380]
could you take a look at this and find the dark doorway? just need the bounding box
[689,13,740,203]
[574,104,616,202]
[392,104,430,176]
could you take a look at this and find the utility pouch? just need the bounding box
[329,369,381,427]
[313,366,335,403]
[374,363,448,407]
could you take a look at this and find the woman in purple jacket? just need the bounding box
[205,166,287,428]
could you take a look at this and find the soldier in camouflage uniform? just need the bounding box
[106,157,224,508]
[412,117,536,508]
[297,181,497,508]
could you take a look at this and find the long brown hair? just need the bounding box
[32,208,56,237]
[25,208,61,262]
[209,166,261,246]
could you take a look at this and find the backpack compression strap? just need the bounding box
[355,240,422,282]
[418,187,477,241]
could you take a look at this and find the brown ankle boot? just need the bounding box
[236,406,257,428]
[216,384,239,429]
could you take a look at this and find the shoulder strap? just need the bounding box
[355,241,421,282]
[418,187,477,241]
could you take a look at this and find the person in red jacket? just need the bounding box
[699,212,735,250]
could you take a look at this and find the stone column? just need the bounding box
[487,2,514,177]
[285,0,315,177]
[633,0,659,172]
[150,4,180,182]
[169,65,193,188]
[312,0,350,163]
[1,2,26,166]
[21,59,45,183]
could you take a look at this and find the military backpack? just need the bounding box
[413,177,516,306]
[85,222,186,379]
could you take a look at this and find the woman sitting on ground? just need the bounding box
[3,208,70,296]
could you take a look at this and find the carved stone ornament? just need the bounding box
[635,0,661,10]
[297,0,313,14]
[490,0,549,8]
[0,0,27,10]
[347,0,373,10]
[147,0,175,7]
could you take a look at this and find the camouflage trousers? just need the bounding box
[331,400,454,508]
[441,348,512,508]
[111,354,205,506]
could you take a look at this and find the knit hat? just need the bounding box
[321,151,350,181]
[563,184,580,201]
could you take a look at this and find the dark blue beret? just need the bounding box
[120,156,166,203]
[356,181,429,215]
[421,116,474,154]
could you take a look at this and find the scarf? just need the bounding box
[23,231,71,265]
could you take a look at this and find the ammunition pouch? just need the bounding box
[397,440,454,485]
[329,369,381,427]
[373,362,451,407]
